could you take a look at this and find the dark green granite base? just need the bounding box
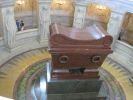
[48,93,106,100]
[47,80,106,100]
[47,79,102,93]
[47,60,106,100]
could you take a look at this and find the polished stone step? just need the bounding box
[47,92,106,100]
[47,79,103,94]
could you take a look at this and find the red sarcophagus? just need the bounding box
[48,23,113,80]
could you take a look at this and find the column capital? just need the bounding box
[0,0,16,8]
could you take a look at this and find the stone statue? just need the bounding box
[107,13,123,37]
[2,7,17,48]
[74,6,86,28]
[39,4,51,40]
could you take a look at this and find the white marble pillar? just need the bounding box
[1,6,17,50]
[73,2,87,28]
[38,0,52,43]
[107,11,125,48]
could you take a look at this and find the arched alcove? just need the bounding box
[85,3,111,30]
[14,0,38,31]
[51,0,74,27]
[119,12,133,46]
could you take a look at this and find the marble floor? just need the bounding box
[0,48,133,100]
[0,48,50,98]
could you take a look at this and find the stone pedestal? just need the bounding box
[47,24,112,100]
[46,62,106,100]
[47,61,100,80]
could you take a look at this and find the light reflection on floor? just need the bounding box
[30,63,126,100]
[31,71,47,100]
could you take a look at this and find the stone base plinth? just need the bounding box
[46,62,106,100]
[47,62,100,80]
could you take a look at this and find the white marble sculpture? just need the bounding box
[107,12,124,45]
[2,7,17,49]
[73,6,87,28]
[39,4,51,42]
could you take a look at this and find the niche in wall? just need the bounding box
[85,3,111,30]
[51,0,74,27]
[119,12,133,46]
[14,0,38,30]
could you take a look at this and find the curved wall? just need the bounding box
[0,0,133,74]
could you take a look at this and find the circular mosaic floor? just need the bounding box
[14,60,126,100]
[0,48,132,100]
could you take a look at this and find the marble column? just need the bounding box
[38,0,52,43]
[73,2,87,28]
[107,11,125,48]
[1,6,17,50]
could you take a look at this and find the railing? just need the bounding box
[0,28,46,66]
[16,28,38,40]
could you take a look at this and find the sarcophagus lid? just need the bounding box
[49,23,113,69]
[49,23,113,54]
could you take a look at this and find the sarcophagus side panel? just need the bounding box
[48,23,113,80]
[51,54,107,69]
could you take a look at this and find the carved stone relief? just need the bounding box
[73,5,87,28]
[107,13,122,36]
[39,3,51,41]
[107,12,125,47]
[2,7,17,48]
